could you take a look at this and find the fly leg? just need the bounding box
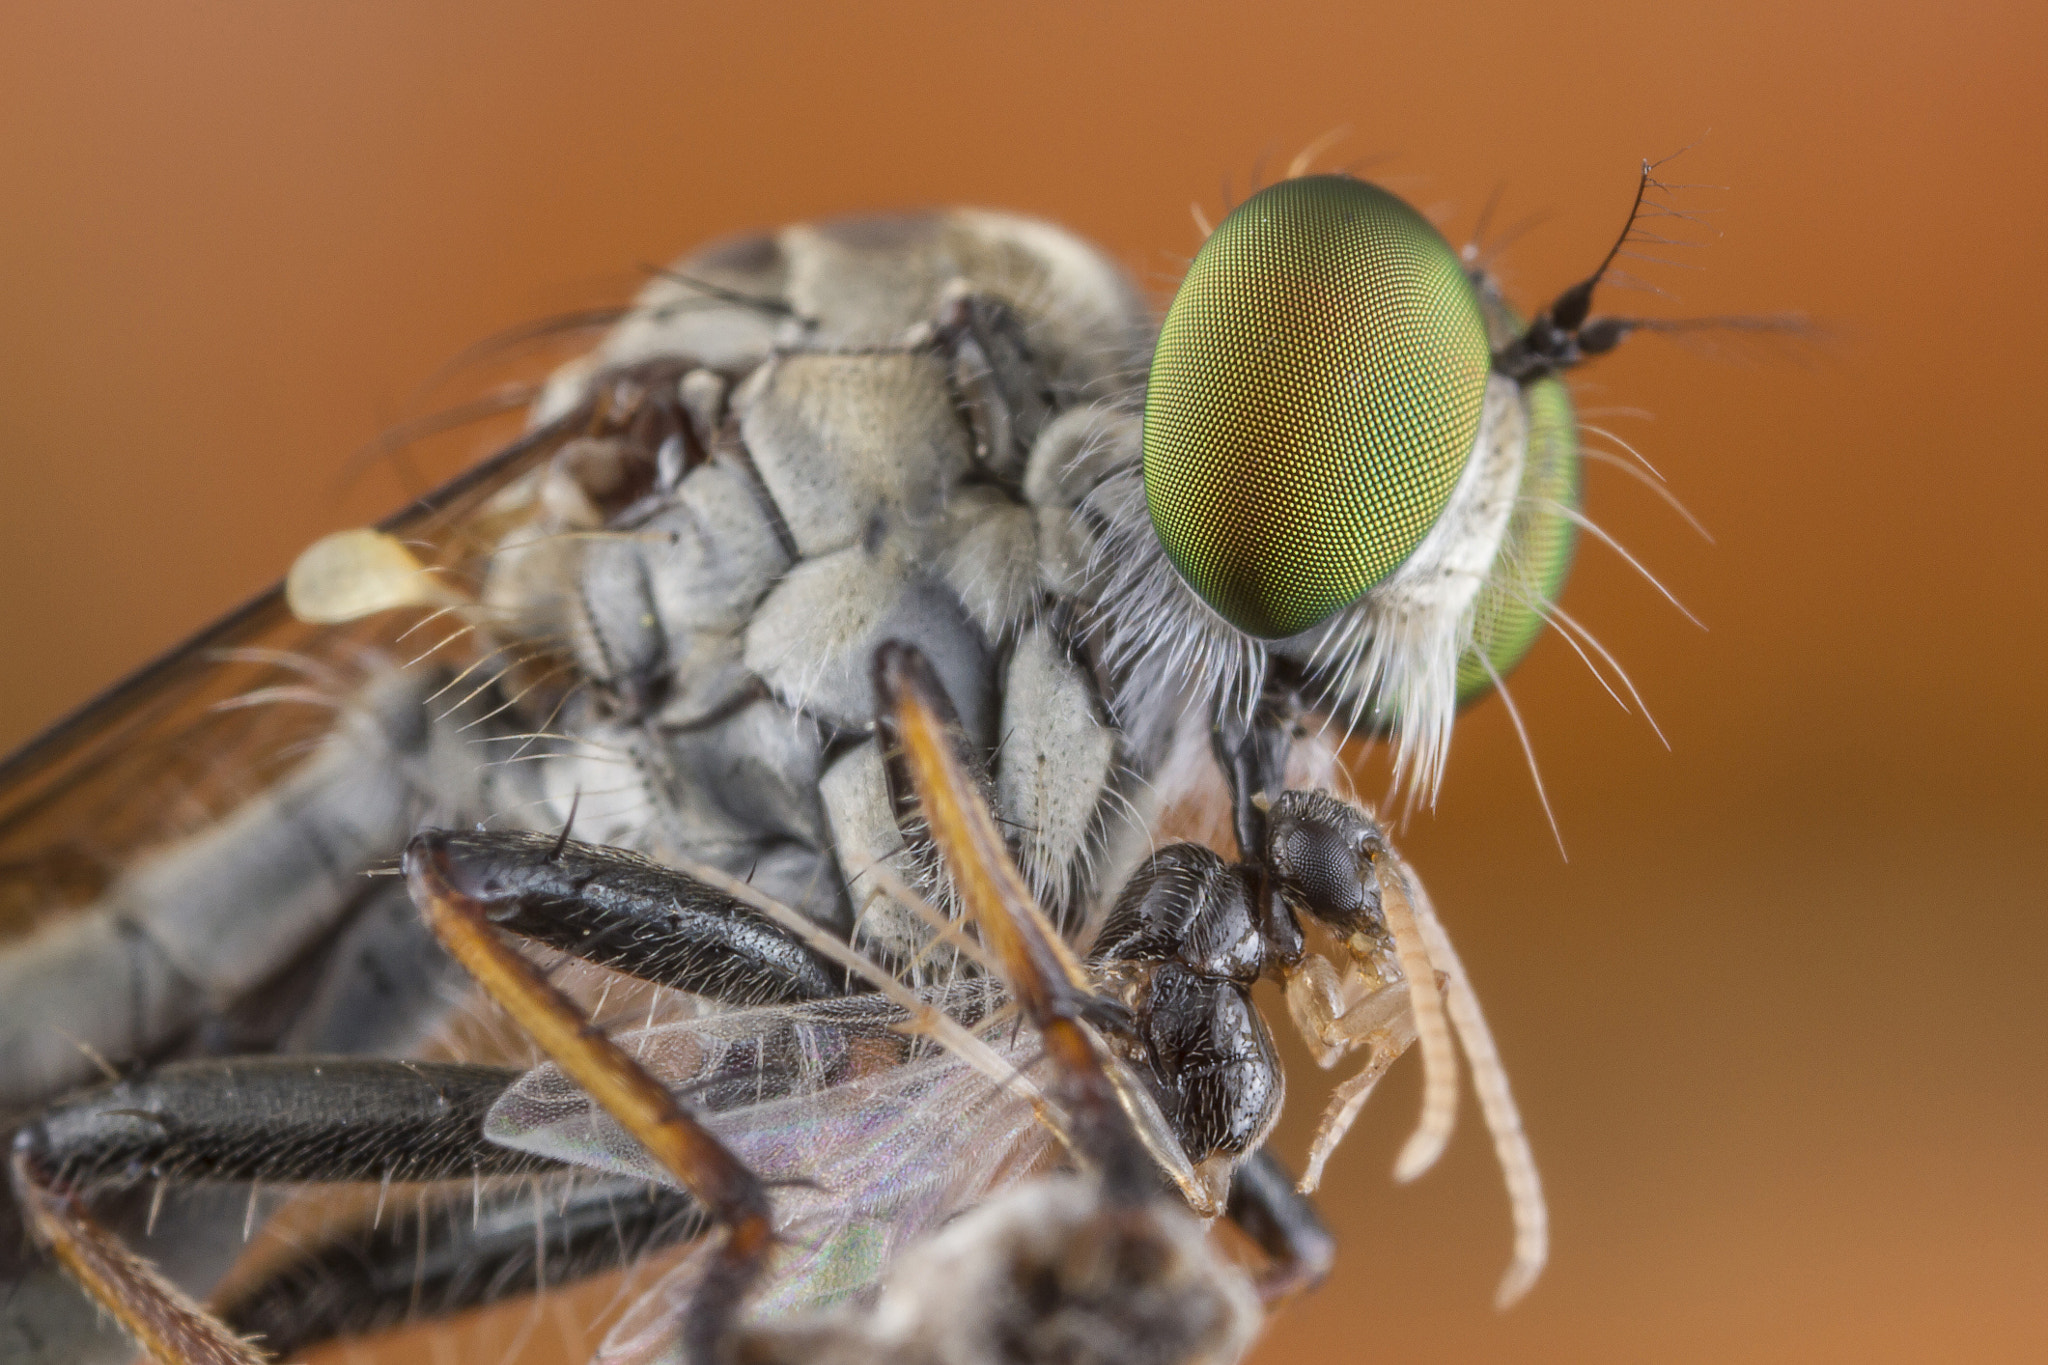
[826,640,1262,1365]
[6,1057,572,1365]
[932,289,1057,483]
[407,828,846,1006]
[213,1175,702,1359]
[51,823,849,1361]
[405,836,773,1365]
[877,640,1139,1181]
[10,1152,267,1365]
[203,829,865,1357]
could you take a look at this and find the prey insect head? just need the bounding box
[1263,788,1388,944]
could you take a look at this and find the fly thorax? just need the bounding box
[455,211,1163,970]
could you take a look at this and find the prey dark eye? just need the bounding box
[1264,790,1383,935]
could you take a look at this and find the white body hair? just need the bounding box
[1086,372,1533,806]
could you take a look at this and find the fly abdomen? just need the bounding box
[0,667,486,1108]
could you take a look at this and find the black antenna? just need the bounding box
[1494,159,1662,380]
[1549,159,1655,333]
[1488,154,1805,380]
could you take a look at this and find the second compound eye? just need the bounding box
[1144,175,1493,640]
[1456,372,1581,704]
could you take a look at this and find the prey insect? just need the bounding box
[3,158,1706,1363]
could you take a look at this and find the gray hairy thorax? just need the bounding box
[477,210,1188,964]
[0,209,1201,1365]
[0,207,1560,1126]
[0,211,1183,1117]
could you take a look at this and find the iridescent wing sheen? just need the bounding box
[0,412,579,945]
[485,985,1057,1319]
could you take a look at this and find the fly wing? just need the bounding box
[486,986,1058,1322]
[0,402,612,1109]
[0,235,801,957]
[0,414,578,946]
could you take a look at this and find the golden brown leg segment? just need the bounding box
[403,832,772,1365]
[869,642,1266,1365]
[6,1149,266,1365]
[873,642,1147,1189]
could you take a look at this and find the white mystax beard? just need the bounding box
[1089,373,1529,809]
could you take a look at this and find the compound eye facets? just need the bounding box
[1144,176,1492,639]
[1456,373,1581,704]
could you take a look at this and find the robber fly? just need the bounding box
[2,159,1695,1364]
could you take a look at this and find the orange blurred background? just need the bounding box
[2,3,2043,1363]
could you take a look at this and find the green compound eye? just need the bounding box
[1456,375,1581,703]
[1144,175,1493,639]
